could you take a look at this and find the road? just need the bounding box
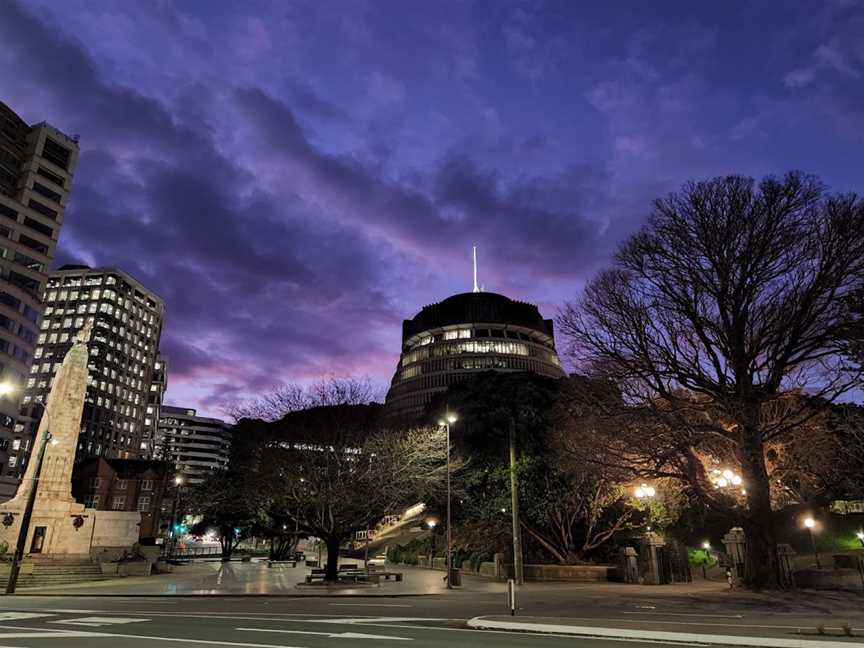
[0,589,862,648]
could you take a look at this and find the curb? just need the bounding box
[11,592,443,598]
[466,616,861,648]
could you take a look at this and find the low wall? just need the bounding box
[431,558,612,582]
[795,568,864,592]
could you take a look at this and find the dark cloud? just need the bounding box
[2,0,863,413]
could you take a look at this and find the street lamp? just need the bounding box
[437,412,457,589]
[168,475,184,555]
[634,483,656,531]
[856,531,864,548]
[803,517,821,569]
[701,541,712,579]
[6,394,52,595]
[0,381,14,397]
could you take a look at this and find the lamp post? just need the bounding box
[168,475,183,555]
[634,483,656,530]
[803,517,821,569]
[437,412,457,589]
[856,531,864,548]
[701,541,711,579]
[5,393,51,595]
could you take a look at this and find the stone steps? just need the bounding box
[0,559,108,587]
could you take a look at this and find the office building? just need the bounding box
[157,406,232,484]
[140,353,168,459]
[383,290,566,421]
[16,265,165,470]
[0,100,79,482]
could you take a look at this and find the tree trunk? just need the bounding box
[739,410,779,589]
[324,535,342,582]
[221,534,234,561]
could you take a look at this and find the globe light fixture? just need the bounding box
[804,517,815,529]
[634,483,655,498]
[702,541,711,550]
[710,468,743,491]
[447,413,457,424]
[0,382,13,396]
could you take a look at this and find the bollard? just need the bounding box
[507,578,516,616]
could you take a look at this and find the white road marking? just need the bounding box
[622,611,745,618]
[0,612,55,621]
[329,603,411,608]
[49,616,149,627]
[238,626,412,641]
[304,616,449,624]
[0,630,107,638]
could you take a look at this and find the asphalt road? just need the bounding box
[0,591,862,648]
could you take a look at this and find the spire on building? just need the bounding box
[472,245,480,293]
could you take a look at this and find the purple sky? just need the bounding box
[2,1,863,416]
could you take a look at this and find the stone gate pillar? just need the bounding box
[640,532,666,585]
[722,527,746,583]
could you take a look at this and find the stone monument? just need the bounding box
[0,321,141,557]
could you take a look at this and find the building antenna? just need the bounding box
[472,245,480,293]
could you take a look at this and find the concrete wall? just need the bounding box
[455,559,611,582]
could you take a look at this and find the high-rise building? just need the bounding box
[156,406,232,484]
[382,291,566,421]
[0,101,79,481]
[16,265,165,471]
[140,353,168,459]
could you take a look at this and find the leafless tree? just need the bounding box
[559,172,864,588]
[261,419,452,581]
[224,377,383,422]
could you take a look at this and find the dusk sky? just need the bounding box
[2,0,863,416]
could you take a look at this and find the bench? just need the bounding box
[305,568,380,584]
[267,560,297,568]
[367,564,403,581]
[305,568,326,584]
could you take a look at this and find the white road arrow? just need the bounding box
[237,626,412,641]
[50,616,149,627]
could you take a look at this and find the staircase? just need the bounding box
[0,557,108,588]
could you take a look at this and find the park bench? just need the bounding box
[367,564,403,581]
[267,559,297,568]
[304,567,380,584]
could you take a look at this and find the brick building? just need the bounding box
[71,458,171,540]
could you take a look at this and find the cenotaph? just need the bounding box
[0,321,140,557]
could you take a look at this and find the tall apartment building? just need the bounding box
[157,406,232,485]
[16,265,165,472]
[0,101,79,481]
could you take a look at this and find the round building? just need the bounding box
[383,291,566,421]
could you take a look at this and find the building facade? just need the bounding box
[0,101,79,479]
[140,353,168,459]
[157,406,232,485]
[71,457,171,540]
[15,265,165,472]
[383,291,566,421]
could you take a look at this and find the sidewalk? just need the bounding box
[14,562,489,596]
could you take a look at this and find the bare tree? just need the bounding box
[224,377,383,422]
[559,172,864,588]
[260,416,451,581]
